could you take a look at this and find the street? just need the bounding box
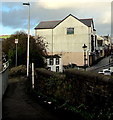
[87,56,112,73]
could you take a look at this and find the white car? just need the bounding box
[98,71,104,75]
[104,70,111,76]
[98,69,111,76]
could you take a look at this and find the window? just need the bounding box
[56,66,59,72]
[49,58,53,65]
[67,28,74,34]
[56,58,59,65]
[91,35,94,52]
[95,35,97,47]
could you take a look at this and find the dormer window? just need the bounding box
[67,28,74,34]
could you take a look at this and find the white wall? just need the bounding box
[47,57,63,72]
[35,16,89,53]
[53,15,89,53]
[35,29,53,52]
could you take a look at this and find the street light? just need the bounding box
[23,2,30,76]
[15,39,18,66]
[82,44,87,70]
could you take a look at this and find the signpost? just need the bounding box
[15,39,18,66]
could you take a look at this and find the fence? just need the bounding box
[0,61,9,120]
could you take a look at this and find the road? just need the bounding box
[87,56,112,72]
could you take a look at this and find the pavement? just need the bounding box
[2,76,61,120]
[2,76,82,120]
[2,56,111,120]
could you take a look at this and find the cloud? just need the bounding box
[38,0,111,9]
[1,1,111,35]
[100,11,111,24]
[2,4,27,29]
[96,22,111,36]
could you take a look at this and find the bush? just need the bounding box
[9,65,27,77]
[33,68,113,120]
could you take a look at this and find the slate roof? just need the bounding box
[35,14,94,29]
[79,19,93,27]
[35,21,61,29]
[45,54,61,58]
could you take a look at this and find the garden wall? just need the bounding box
[0,66,9,120]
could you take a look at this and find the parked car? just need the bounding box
[104,70,111,76]
[98,71,104,75]
[98,69,111,76]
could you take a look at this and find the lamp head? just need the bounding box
[82,44,87,51]
[23,3,30,6]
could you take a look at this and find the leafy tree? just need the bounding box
[2,31,47,68]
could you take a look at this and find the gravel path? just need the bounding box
[2,76,61,120]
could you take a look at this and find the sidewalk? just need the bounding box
[2,76,60,120]
[2,76,82,120]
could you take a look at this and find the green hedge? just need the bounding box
[9,65,27,77]
[33,68,113,120]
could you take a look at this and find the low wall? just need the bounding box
[0,66,9,120]
[0,73,2,120]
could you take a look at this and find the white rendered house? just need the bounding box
[46,55,63,72]
[35,14,97,67]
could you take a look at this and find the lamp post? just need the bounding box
[15,39,18,66]
[82,44,87,70]
[23,2,30,76]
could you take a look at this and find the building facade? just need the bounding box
[96,35,105,59]
[46,55,63,72]
[102,35,112,56]
[35,14,97,67]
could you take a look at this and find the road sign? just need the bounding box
[15,39,18,44]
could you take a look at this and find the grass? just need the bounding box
[0,35,11,39]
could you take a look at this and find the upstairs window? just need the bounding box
[56,58,59,65]
[49,58,53,65]
[67,28,74,34]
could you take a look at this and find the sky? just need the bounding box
[1,0,112,36]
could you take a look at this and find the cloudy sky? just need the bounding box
[1,0,112,36]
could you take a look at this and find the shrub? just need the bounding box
[9,65,27,77]
[34,68,113,120]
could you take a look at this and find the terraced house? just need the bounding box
[35,14,97,69]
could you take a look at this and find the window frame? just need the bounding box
[56,66,59,72]
[49,58,54,65]
[56,58,59,65]
[67,27,74,35]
